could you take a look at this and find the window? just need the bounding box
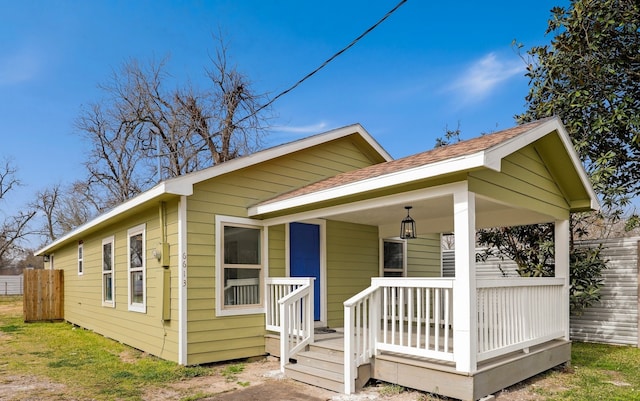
[102,236,115,307]
[78,242,84,275]
[127,224,146,312]
[216,216,264,316]
[382,239,406,277]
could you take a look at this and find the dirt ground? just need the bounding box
[0,300,559,400]
[0,353,562,401]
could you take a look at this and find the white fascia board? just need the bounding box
[553,122,601,211]
[34,181,191,256]
[483,118,559,169]
[175,124,392,188]
[261,182,467,227]
[483,117,599,211]
[248,153,486,217]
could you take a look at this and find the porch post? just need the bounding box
[555,219,571,341]
[453,188,477,373]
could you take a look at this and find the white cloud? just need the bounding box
[271,122,328,134]
[0,47,40,86]
[447,52,524,104]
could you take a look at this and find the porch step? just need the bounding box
[285,338,371,393]
[286,361,345,393]
[286,338,346,393]
[296,350,343,372]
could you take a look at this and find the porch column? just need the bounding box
[555,219,570,341]
[453,188,477,373]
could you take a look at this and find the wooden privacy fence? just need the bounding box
[23,269,64,322]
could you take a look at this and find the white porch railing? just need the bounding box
[264,276,567,395]
[265,277,315,371]
[476,277,565,361]
[342,276,567,394]
[343,278,455,394]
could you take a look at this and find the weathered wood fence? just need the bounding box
[23,269,64,322]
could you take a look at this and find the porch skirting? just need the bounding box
[266,334,570,401]
[372,339,570,401]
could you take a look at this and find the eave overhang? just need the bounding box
[248,117,600,219]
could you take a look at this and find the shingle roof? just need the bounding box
[256,118,553,207]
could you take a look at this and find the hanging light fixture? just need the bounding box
[400,206,416,239]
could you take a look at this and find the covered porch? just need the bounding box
[263,243,571,400]
[249,119,597,400]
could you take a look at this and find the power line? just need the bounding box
[156,0,408,163]
[249,0,409,120]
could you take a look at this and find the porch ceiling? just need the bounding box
[311,194,555,237]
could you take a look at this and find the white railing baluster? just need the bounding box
[444,288,450,353]
[424,288,435,351]
[476,278,566,362]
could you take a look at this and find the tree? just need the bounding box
[434,123,462,148]
[481,0,640,314]
[76,37,272,212]
[32,182,94,242]
[477,224,606,314]
[517,0,640,211]
[0,159,36,266]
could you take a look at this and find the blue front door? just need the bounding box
[289,222,321,321]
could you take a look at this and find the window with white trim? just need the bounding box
[217,219,264,315]
[77,242,84,275]
[382,239,406,277]
[127,224,146,312]
[102,236,115,307]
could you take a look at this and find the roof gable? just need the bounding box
[36,124,390,255]
[249,117,598,217]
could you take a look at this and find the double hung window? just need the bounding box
[78,243,84,275]
[216,217,264,316]
[128,224,146,312]
[102,236,115,306]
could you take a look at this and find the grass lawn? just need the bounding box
[0,296,220,400]
[2,295,640,400]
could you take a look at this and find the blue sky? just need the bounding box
[1,0,564,218]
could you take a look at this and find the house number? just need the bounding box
[182,252,187,287]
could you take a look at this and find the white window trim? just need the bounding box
[215,215,266,317]
[78,243,84,276]
[127,224,146,313]
[380,238,407,277]
[102,236,115,307]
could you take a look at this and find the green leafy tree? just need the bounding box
[480,0,639,313]
[477,224,606,314]
[517,0,640,211]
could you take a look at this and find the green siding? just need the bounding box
[185,136,383,364]
[268,224,286,277]
[51,200,181,362]
[407,234,441,277]
[326,220,379,328]
[468,144,570,220]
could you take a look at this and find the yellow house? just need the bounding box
[36,117,597,400]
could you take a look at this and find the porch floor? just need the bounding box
[266,328,571,401]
